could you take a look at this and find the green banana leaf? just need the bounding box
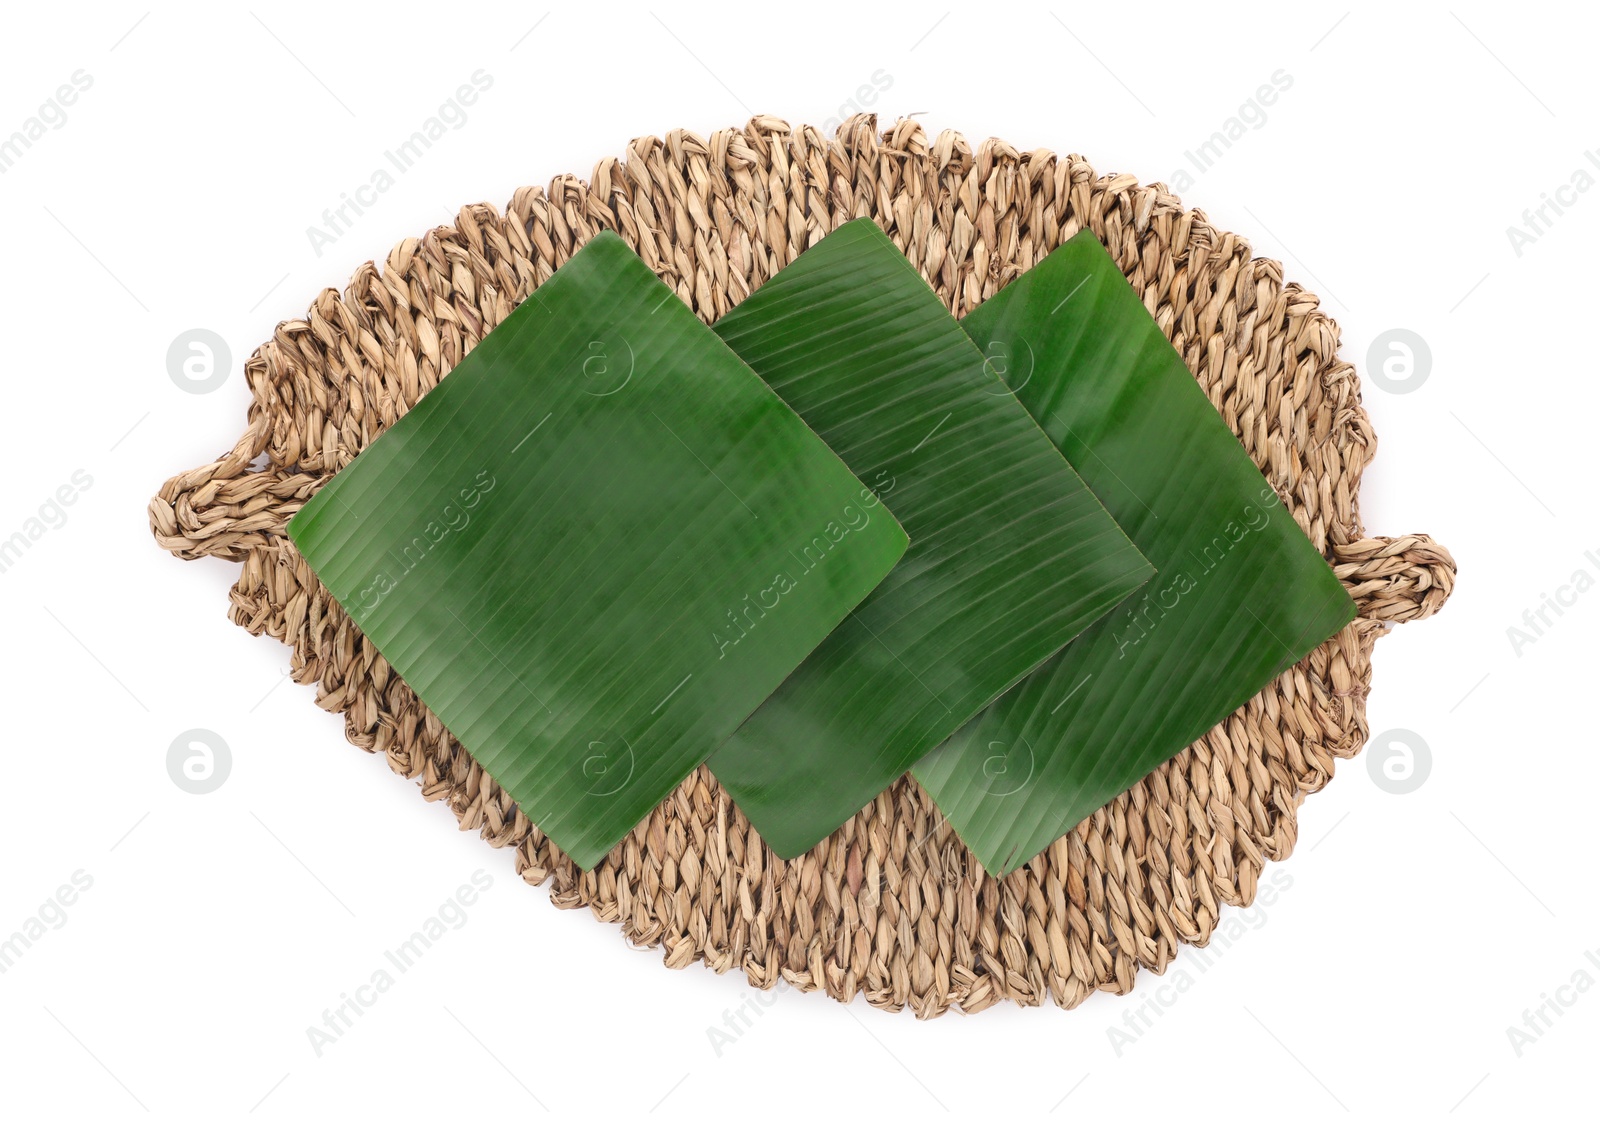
[708,219,1154,857]
[913,229,1357,876]
[288,232,909,870]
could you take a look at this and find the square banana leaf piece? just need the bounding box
[287,232,909,870]
[707,219,1155,857]
[914,229,1357,876]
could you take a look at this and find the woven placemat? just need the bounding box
[149,115,1455,1017]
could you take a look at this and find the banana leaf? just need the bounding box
[913,230,1357,875]
[708,219,1154,857]
[288,232,909,870]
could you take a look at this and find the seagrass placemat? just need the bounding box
[149,114,1455,1017]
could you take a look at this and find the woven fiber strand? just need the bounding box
[149,115,1456,1017]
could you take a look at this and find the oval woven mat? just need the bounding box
[150,115,1455,1017]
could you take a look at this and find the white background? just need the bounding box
[1,2,1592,1119]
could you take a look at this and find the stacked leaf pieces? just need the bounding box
[287,232,909,870]
[287,222,1356,879]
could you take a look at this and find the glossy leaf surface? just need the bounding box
[914,230,1356,875]
[289,232,909,869]
[708,220,1154,857]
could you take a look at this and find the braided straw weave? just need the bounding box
[149,115,1455,1016]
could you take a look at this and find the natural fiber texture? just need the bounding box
[149,115,1455,1016]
